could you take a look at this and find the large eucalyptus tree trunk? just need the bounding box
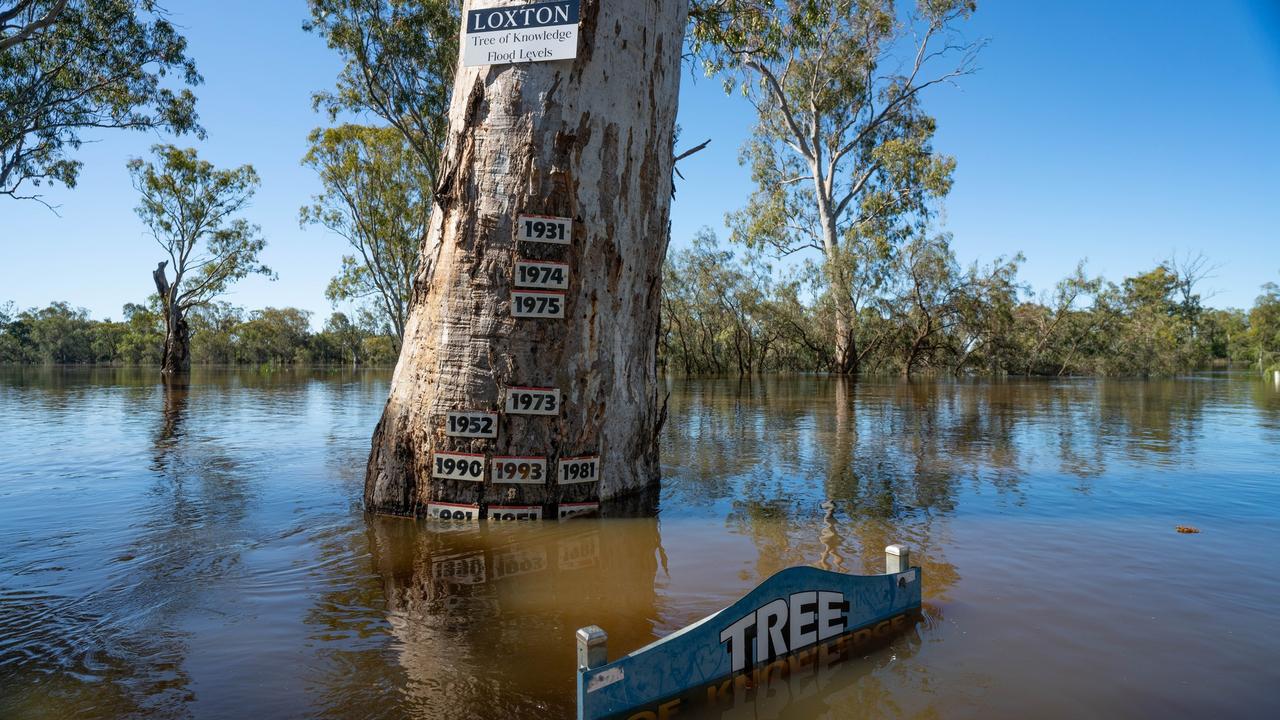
[364,0,687,517]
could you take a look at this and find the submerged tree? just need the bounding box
[0,0,201,201]
[301,124,427,346]
[363,2,689,516]
[129,145,271,374]
[692,0,981,373]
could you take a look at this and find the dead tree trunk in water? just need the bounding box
[153,261,190,374]
[364,1,688,517]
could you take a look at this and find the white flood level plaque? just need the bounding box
[558,502,599,520]
[558,455,599,484]
[489,505,543,521]
[445,411,498,439]
[427,502,480,522]
[511,290,565,319]
[491,455,548,485]
[462,0,579,68]
[514,259,569,290]
[432,451,486,482]
[505,386,560,415]
[515,214,572,244]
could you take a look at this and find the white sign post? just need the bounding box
[462,0,580,68]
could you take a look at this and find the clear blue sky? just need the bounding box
[3,0,1279,324]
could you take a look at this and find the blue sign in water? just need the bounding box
[577,563,922,719]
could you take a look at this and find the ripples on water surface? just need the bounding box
[1,368,1278,719]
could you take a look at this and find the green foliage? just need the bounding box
[234,307,312,365]
[188,301,244,364]
[0,0,202,201]
[883,233,1023,376]
[0,299,399,366]
[658,229,1267,378]
[1248,282,1280,365]
[116,300,164,364]
[663,229,764,374]
[300,124,427,344]
[693,0,982,371]
[303,0,456,182]
[130,144,272,311]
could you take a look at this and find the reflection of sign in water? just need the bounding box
[432,551,487,585]
[493,545,549,580]
[558,532,599,570]
[576,562,922,720]
[462,1,580,68]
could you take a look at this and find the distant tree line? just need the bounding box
[0,300,398,366]
[6,0,1278,380]
[7,234,1273,377]
[661,230,1280,377]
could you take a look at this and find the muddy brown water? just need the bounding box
[1,368,1278,719]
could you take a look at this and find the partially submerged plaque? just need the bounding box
[576,563,921,719]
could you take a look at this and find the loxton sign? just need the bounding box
[576,564,922,720]
[462,0,580,68]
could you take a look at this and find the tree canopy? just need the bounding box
[0,0,202,202]
[691,0,981,372]
[130,145,271,313]
[303,0,456,183]
[301,123,428,345]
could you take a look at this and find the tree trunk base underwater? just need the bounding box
[363,0,687,520]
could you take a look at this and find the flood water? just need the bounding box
[2,368,1279,719]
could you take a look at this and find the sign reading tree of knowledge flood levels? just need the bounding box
[463,0,580,67]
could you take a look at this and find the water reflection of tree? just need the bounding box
[1096,379,1207,468]
[304,516,665,720]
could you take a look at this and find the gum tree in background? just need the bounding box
[129,145,271,374]
[300,124,429,347]
[0,0,201,202]
[1250,281,1280,369]
[691,0,982,373]
[302,1,457,351]
[303,0,457,184]
[362,1,689,516]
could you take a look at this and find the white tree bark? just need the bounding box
[365,0,687,517]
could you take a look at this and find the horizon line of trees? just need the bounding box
[4,238,1278,377]
[0,299,398,367]
[662,230,1280,378]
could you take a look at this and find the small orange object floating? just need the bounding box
[1176,525,1200,534]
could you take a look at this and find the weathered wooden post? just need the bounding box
[885,544,910,574]
[364,0,689,519]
